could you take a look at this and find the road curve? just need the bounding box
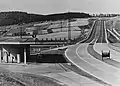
[65,43,120,86]
[65,19,120,86]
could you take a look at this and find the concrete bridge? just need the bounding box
[0,43,30,64]
[0,40,69,64]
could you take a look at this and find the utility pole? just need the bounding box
[20,27,22,39]
[68,11,71,44]
[61,20,62,32]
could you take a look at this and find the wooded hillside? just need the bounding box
[0,11,91,26]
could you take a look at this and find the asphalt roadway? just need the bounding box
[65,19,120,86]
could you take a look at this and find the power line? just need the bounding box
[68,11,71,44]
[20,27,22,39]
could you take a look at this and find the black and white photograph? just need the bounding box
[0,0,119,86]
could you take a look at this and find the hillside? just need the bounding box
[42,12,91,21]
[0,11,91,26]
[0,11,44,26]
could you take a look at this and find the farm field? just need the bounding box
[35,18,89,40]
[114,19,120,34]
[106,16,120,34]
[0,18,90,41]
[37,31,82,40]
[0,63,101,86]
[0,65,65,86]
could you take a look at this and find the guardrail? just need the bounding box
[106,29,120,43]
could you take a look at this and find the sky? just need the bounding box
[0,0,120,14]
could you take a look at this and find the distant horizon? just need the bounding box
[0,10,119,15]
[0,0,120,15]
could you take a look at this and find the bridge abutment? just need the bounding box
[0,44,30,64]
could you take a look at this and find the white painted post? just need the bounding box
[4,52,7,63]
[9,54,12,63]
[0,49,1,63]
[24,48,27,64]
[17,54,20,63]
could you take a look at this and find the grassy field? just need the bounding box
[35,18,89,40]
[37,31,81,40]
[106,17,120,34]
[114,20,120,34]
[0,65,66,86]
[1,18,90,41]
[0,72,65,86]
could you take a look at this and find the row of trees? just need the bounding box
[41,12,91,21]
[92,13,120,17]
[1,11,120,26]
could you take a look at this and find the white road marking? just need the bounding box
[76,44,120,75]
[65,51,108,86]
[113,28,120,36]
[64,20,120,86]
[89,20,101,44]
[101,20,103,43]
[107,29,120,41]
[65,45,111,85]
[104,21,109,43]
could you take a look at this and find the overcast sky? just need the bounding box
[0,0,120,14]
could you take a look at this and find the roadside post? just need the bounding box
[24,48,27,64]
[0,48,1,63]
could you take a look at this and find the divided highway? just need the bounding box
[96,20,107,43]
[65,19,120,86]
[81,20,107,43]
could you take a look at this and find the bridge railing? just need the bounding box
[25,36,82,45]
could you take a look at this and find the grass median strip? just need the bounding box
[87,44,120,68]
[62,63,111,86]
[0,66,67,86]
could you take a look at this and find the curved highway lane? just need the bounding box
[65,19,120,86]
[65,43,120,86]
